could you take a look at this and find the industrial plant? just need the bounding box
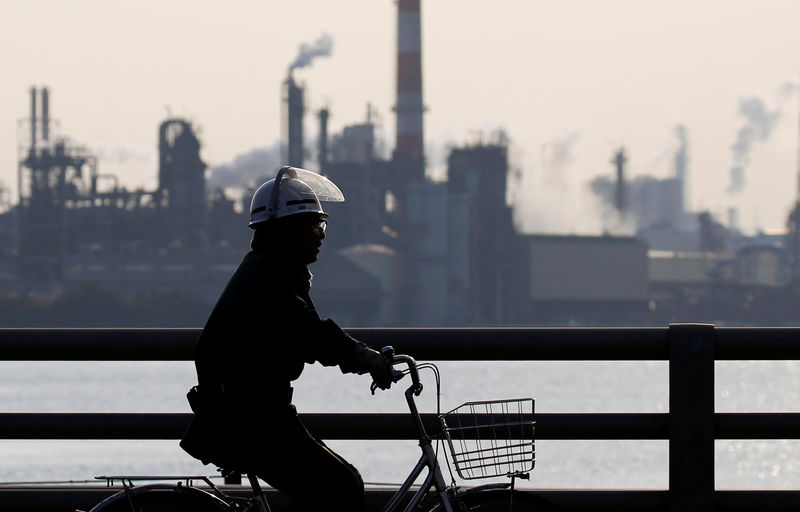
[1,0,799,328]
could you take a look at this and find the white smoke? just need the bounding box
[207,143,282,190]
[636,125,687,181]
[94,143,152,165]
[540,129,582,170]
[728,81,799,195]
[589,126,690,236]
[289,33,334,71]
[512,129,613,235]
[588,148,637,237]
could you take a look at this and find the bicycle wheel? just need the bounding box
[89,484,229,512]
[432,488,563,512]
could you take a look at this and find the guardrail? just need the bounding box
[1,324,799,511]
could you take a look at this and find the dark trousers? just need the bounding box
[255,406,364,512]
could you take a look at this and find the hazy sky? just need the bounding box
[2,0,799,234]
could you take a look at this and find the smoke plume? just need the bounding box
[513,129,615,235]
[589,126,690,235]
[207,143,282,190]
[540,129,582,170]
[289,33,334,71]
[94,143,152,165]
[728,81,799,195]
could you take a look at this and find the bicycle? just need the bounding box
[85,347,562,511]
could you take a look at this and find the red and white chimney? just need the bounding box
[395,0,425,181]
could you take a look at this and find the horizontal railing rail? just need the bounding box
[2,412,800,440]
[4,326,800,360]
[1,325,799,512]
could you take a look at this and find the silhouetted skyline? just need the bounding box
[2,0,799,234]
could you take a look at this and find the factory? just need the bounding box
[6,86,247,306]
[0,79,656,327]
[0,0,797,327]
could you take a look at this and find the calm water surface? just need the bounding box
[1,360,799,489]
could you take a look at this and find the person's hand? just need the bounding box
[369,354,394,391]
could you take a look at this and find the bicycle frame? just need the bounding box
[377,354,453,512]
[379,354,518,512]
[88,352,520,512]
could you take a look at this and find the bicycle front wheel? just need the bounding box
[433,488,563,512]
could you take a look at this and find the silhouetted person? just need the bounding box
[181,166,394,511]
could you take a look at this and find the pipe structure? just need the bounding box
[285,72,304,168]
[674,125,687,212]
[29,86,37,149]
[613,147,627,216]
[41,87,49,142]
[317,107,329,169]
[793,78,800,283]
[395,0,425,181]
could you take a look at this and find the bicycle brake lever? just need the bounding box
[371,369,404,395]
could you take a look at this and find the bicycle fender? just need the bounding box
[88,482,229,512]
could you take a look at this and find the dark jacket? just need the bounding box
[181,247,373,468]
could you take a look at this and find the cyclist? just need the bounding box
[180,167,395,512]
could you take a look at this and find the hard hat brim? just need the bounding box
[280,167,345,203]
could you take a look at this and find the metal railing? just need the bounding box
[1,324,800,511]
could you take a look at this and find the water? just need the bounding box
[1,360,799,489]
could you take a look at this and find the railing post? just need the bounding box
[668,323,715,511]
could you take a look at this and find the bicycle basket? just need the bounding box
[439,398,535,480]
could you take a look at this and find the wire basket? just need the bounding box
[439,398,535,480]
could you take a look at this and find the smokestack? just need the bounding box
[394,0,425,181]
[792,76,800,282]
[41,87,50,142]
[30,86,37,149]
[612,147,627,216]
[289,33,333,72]
[728,207,739,231]
[796,74,800,201]
[674,125,688,213]
[284,72,305,168]
[318,107,329,169]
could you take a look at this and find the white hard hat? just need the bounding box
[249,166,345,228]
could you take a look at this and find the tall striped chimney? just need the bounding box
[395,0,425,182]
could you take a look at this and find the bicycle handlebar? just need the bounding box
[369,346,422,395]
[391,354,422,393]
